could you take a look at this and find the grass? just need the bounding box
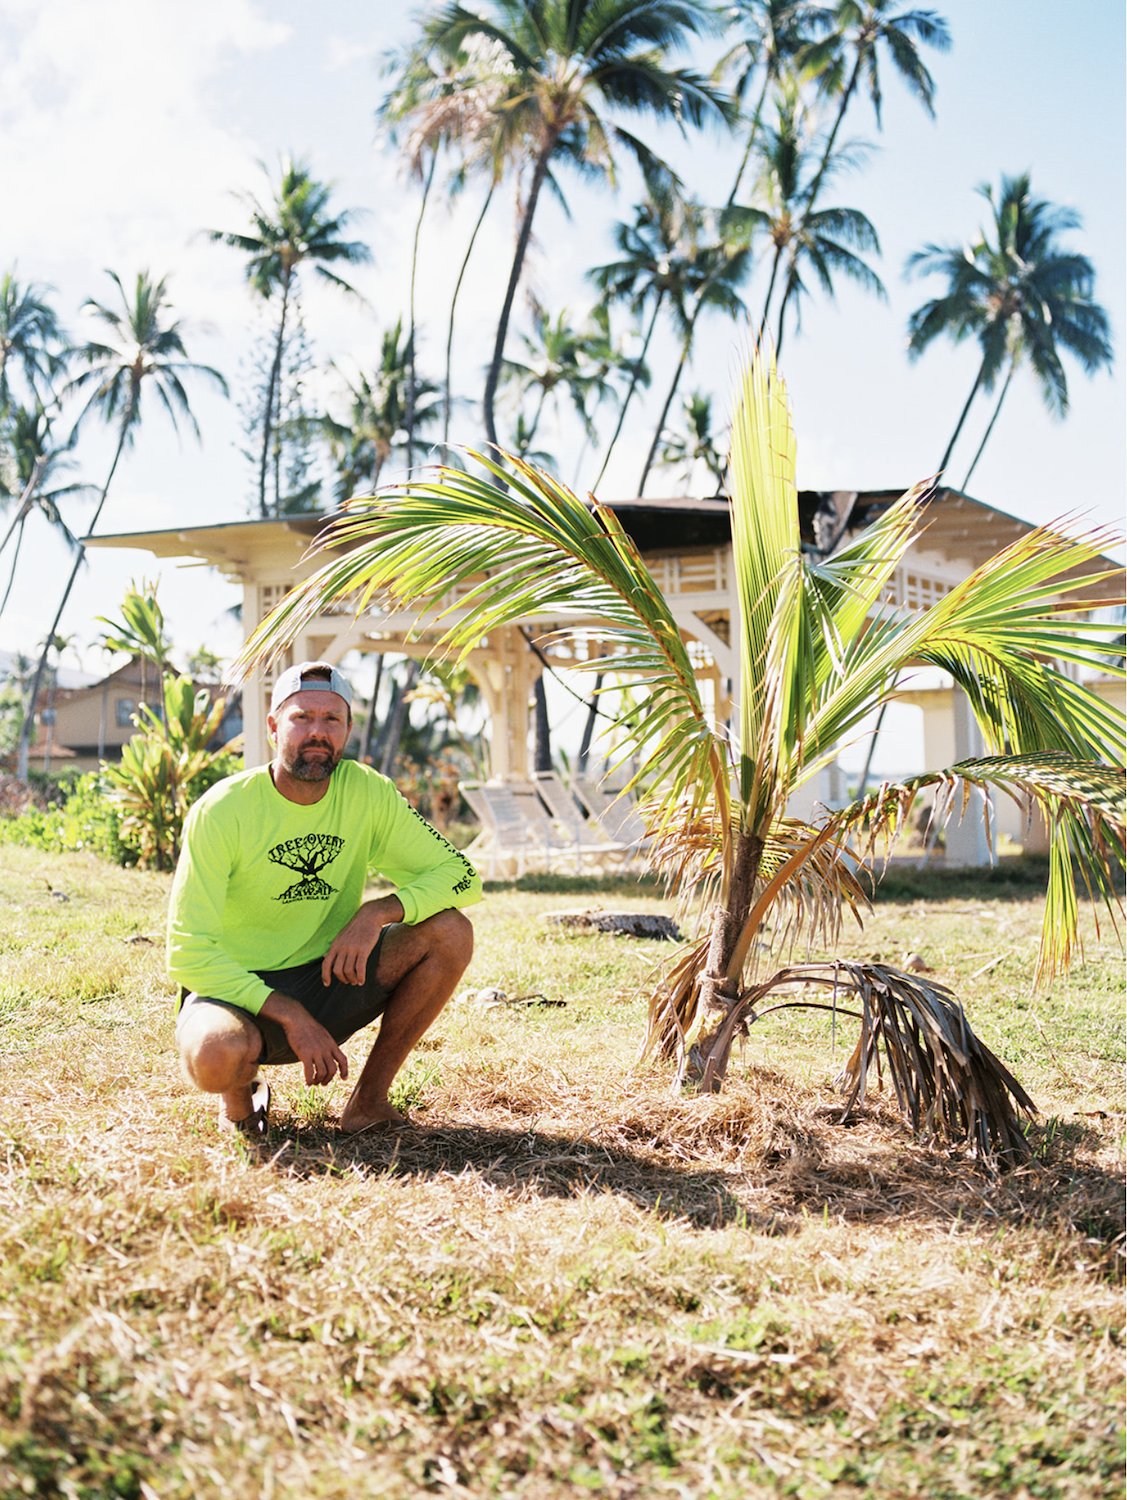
[0,844,1122,1499]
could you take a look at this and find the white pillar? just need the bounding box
[944,688,995,868]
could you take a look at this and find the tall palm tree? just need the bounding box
[588,184,698,488]
[420,0,730,456]
[0,404,88,619]
[655,389,728,494]
[0,273,67,414]
[724,91,884,355]
[322,322,442,502]
[907,172,1114,483]
[802,1,950,218]
[636,213,751,494]
[715,0,833,204]
[236,345,1124,1160]
[500,303,606,459]
[209,158,371,516]
[16,271,226,780]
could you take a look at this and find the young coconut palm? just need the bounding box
[233,345,1125,1161]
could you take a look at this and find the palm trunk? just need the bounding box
[378,659,420,778]
[406,153,438,475]
[937,355,987,480]
[445,180,496,447]
[576,672,604,773]
[260,272,292,517]
[756,245,784,345]
[533,673,552,774]
[360,654,384,763]
[17,417,129,779]
[482,136,558,455]
[961,354,1017,491]
[726,68,773,206]
[801,54,860,217]
[638,319,695,496]
[774,267,795,357]
[592,291,664,490]
[695,828,766,1089]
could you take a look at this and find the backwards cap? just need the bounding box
[269,660,353,715]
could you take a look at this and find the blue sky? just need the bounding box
[1,0,1123,736]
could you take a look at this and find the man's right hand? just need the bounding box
[260,991,349,1087]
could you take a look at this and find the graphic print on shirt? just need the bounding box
[268,832,345,903]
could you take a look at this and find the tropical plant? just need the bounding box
[233,345,1125,1161]
[16,271,225,779]
[107,672,238,871]
[418,0,731,456]
[907,171,1115,486]
[209,157,371,516]
[723,84,884,354]
[500,303,607,458]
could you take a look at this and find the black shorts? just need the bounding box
[175,929,393,1068]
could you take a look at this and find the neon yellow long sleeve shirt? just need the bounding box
[167,760,481,1014]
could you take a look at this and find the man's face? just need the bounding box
[268,689,351,784]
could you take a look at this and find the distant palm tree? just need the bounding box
[322,322,442,501]
[419,0,730,456]
[715,0,833,204]
[907,172,1114,484]
[209,158,371,515]
[724,89,884,354]
[802,0,950,216]
[0,404,88,619]
[17,271,226,779]
[656,389,728,494]
[589,184,698,487]
[0,273,68,414]
[500,303,605,460]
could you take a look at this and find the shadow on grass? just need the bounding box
[249,1109,1126,1273]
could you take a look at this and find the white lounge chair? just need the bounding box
[572,774,653,863]
[531,771,630,868]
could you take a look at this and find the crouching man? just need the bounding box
[167,661,481,1137]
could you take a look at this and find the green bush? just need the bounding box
[0,769,137,865]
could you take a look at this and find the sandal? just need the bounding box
[228,1077,271,1138]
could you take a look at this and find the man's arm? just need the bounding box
[258,990,350,1086]
[321,892,405,986]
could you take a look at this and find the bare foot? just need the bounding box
[339,1093,410,1136]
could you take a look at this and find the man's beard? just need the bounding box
[284,744,342,782]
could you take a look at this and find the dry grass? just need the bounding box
[0,845,1122,1498]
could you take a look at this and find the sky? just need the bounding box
[0,0,1124,765]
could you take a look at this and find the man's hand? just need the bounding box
[322,895,405,987]
[260,992,349,1087]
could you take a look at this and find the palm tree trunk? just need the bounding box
[961,354,1017,491]
[726,68,773,206]
[695,827,765,1089]
[360,653,384,763]
[801,53,861,216]
[378,659,420,778]
[445,180,496,447]
[17,419,129,779]
[638,320,695,496]
[774,267,796,357]
[756,245,784,345]
[592,291,665,490]
[576,671,604,773]
[260,272,291,517]
[533,673,552,774]
[937,355,987,480]
[482,136,557,455]
[406,153,438,475]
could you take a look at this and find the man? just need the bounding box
[168,660,481,1137]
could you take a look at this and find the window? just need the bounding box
[115,698,135,728]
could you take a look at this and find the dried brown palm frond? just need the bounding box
[686,960,1037,1163]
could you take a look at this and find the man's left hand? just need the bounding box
[322,894,406,986]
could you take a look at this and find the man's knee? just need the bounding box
[425,908,474,971]
[178,1007,261,1093]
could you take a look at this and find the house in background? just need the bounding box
[12,655,243,775]
[87,486,1124,865]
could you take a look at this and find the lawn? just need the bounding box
[0,844,1122,1499]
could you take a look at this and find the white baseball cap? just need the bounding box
[269,660,353,714]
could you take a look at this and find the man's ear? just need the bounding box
[266,712,278,744]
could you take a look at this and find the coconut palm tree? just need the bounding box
[907,172,1114,484]
[235,344,1124,1160]
[322,322,443,502]
[16,270,226,780]
[724,90,884,355]
[500,302,612,460]
[802,1,950,218]
[209,158,371,516]
[655,389,728,494]
[714,0,834,204]
[0,273,68,414]
[419,0,731,457]
[0,404,88,619]
[588,184,700,488]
